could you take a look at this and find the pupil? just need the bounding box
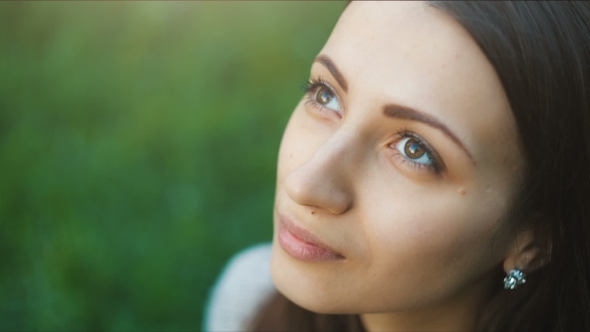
[317,88,332,105]
[404,139,425,159]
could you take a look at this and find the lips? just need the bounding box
[278,213,344,262]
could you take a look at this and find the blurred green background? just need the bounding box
[0,1,345,330]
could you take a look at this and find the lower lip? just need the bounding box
[278,223,343,262]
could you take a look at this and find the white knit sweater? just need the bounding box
[203,243,276,331]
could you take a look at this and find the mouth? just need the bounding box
[277,213,345,262]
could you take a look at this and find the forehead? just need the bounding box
[320,1,519,169]
[325,2,489,100]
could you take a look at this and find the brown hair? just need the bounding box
[252,2,590,331]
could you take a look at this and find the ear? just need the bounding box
[502,228,550,274]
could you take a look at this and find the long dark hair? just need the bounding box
[252,2,590,331]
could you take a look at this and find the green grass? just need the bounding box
[0,1,346,330]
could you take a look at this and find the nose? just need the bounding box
[284,132,355,215]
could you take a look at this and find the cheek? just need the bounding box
[277,108,301,184]
[368,189,508,264]
[356,185,511,306]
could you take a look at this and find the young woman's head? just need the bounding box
[262,2,590,331]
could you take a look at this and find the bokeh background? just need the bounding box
[0,1,345,330]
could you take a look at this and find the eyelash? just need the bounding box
[300,77,444,175]
[301,76,327,95]
[301,77,341,115]
[391,130,444,174]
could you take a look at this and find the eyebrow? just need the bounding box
[384,104,475,164]
[314,54,474,164]
[314,55,348,92]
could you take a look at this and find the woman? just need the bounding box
[205,2,590,331]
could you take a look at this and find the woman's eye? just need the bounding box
[313,86,342,113]
[396,137,434,166]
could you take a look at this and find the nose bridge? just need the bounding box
[284,125,361,214]
[314,126,359,171]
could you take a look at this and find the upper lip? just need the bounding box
[279,212,344,258]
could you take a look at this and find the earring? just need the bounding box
[504,269,526,289]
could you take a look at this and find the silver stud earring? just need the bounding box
[504,269,526,289]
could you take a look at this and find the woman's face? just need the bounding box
[271,0,525,319]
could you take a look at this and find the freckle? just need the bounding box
[458,188,466,195]
[311,211,315,215]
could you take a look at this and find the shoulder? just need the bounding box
[203,243,276,332]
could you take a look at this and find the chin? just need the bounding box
[269,242,359,315]
[275,283,352,315]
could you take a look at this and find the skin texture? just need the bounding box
[270,2,530,331]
